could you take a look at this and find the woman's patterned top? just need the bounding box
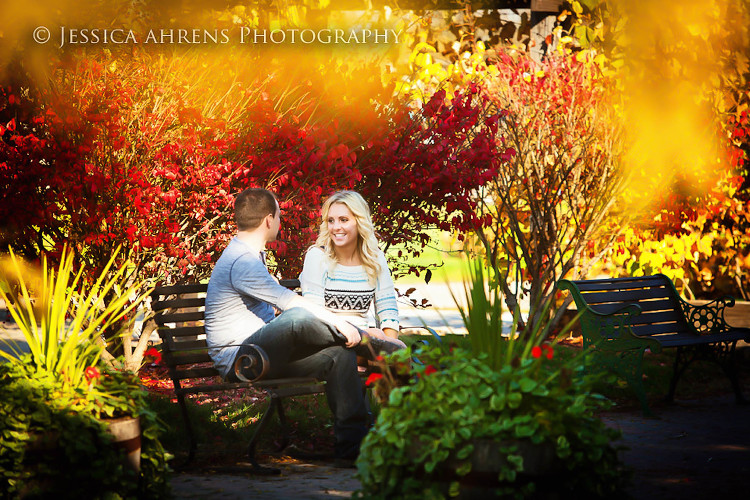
[298,246,399,331]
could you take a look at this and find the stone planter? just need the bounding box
[414,438,562,499]
[103,416,142,471]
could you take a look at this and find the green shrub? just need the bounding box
[0,359,170,499]
[356,261,627,498]
[356,345,626,499]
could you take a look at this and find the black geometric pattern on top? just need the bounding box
[325,288,375,311]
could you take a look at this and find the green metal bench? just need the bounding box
[557,274,750,416]
[151,281,325,473]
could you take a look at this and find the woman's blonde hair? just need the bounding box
[315,191,381,285]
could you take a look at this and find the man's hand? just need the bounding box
[335,320,361,348]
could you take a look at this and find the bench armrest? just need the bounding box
[557,279,662,353]
[676,295,735,336]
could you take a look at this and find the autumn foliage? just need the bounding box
[0,47,499,289]
[471,51,625,332]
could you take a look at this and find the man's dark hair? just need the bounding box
[234,188,278,231]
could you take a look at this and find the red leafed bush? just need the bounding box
[0,48,500,289]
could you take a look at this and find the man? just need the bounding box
[205,188,368,461]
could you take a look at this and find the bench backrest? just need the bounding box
[151,283,217,389]
[560,274,691,339]
[151,280,301,392]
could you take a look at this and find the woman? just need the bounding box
[299,191,406,352]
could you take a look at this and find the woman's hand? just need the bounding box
[335,320,362,348]
[382,327,400,340]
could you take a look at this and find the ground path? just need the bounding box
[170,394,750,499]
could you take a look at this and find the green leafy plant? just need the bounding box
[0,246,146,393]
[0,248,170,498]
[355,262,627,499]
[0,360,171,498]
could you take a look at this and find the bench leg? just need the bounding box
[668,343,747,404]
[275,397,290,452]
[714,341,747,404]
[246,396,283,474]
[666,347,693,403]
[176,393,198,468]
[617,349,656,418]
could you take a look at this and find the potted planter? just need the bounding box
[0,248,169,498]
[104,415,142,471]
[355,262,625,499]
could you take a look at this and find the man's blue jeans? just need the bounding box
[233,307,368,459]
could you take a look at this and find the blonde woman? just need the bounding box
[299,191,406,353]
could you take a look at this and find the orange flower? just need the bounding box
[85,366,101,381]
[531,346,542,359]
[365,373,383,386]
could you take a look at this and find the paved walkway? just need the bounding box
[169,394,750,499]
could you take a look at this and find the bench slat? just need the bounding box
[166,339,208,351]
[589,298,677,315]
[628,310,685,326]
[167,352,213,365]
[158,326,206,338]
[263,384,326,398]
[173,366,222,379]
[633,322,688,336]
[152,283,208,296]
[152,297,206,312]
[655,329,750,347]
[573,276,666,291]
[155,311,205,325]
[175,379,324,396]
[580,287,672,304]
[278,279,300,289]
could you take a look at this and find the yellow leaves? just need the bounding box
[413,51,432,69]
[593,53,609,70]
[697,234,713,256]
[409,42,435,66]
[571,1,584,16]
[685,23,709,40]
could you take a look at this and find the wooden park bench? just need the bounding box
[557,274,750,416]
[150,281,326,472]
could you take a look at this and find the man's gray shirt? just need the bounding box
[205,237,298,377]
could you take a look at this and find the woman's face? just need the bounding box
[327,202,359,251]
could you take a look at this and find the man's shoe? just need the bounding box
[358,331,406,356]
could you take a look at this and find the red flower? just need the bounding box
[365,373,383,387]
[531,346,543,359]
[424,365,437,376]
[85,366,101,381]
[144,347,162,364]
[543,345,554,360]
